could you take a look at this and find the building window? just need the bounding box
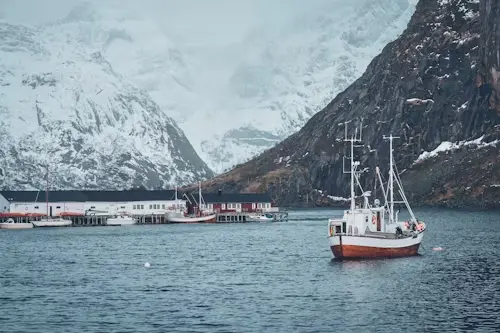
[133,205,136,209]
[56,206,61,209]
[141,205,144,209]
[120,206,125,209]
[34,206,39,209]
[162,204,165,209]
[91,206,95,209]
[221,204,226,210]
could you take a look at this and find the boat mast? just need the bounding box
[383,134,399,223]
[175,186,178,210]
[350,132,355,211]
[344,121,362,211]
[46,164,49,217]
[198,182,203,211]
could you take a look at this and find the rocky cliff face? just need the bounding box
[0,22,213,191]
[195,0,500,209]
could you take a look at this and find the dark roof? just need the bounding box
[185,192,272,204]
[0,191,88,202]
[82,190,177,202]
[0,190,177,203]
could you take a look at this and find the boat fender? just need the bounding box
[372,216,376,224]
[329,225,334,236]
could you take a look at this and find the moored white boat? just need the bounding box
[166,212,217,223]
[167,183,217,223]
[106,215,137,226]
[0,218,34,230]
[327,123,426,260]
[31,216,72,227]
[29,165,72,228]
[247,213,274,222]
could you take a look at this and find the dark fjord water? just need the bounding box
[1,208,499,333]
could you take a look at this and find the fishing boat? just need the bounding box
[32,216,72,227]
[327,123,426,259]
[0,218,34,230]
[29,165,72,227]
[166,212,217,223]
[246,213,274,222]
[106,215,137,226]
[166,184,216,223]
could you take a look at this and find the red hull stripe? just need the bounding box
[331,244,420,259]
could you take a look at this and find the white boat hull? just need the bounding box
[106,218,137,226]
[167,213,217,223]
[328,231,425,259]
[246,216,274,222]
[0,222,34,230]
[32,219,72,227]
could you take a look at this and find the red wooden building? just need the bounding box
[186,191,276,213]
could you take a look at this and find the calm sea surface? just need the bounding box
[1,208,500,333]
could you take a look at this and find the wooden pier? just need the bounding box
[0,214,169,227]
[0,211,288,227]
[216,211,289,223]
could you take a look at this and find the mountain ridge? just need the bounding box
[0,21,213,191]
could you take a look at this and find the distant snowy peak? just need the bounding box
[48,2,198,125]
[0,22,212,191]
[195,0,415,173]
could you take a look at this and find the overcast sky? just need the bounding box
[0,0,343,44]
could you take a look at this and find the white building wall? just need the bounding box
[7,199,187,216]
[85,200,186,215]
[0,194,9,212]
[9,202,85,216]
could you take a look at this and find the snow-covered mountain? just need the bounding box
[1,0,416,177]
[193,0,416,172]
[0,21,212,190]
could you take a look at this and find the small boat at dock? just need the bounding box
[106,215,137,226]
[29,165,72,227]
[327,123,426,260]
[166,184,216,223]
[31,216,72,227]
[166,212,217,223]
[0,218,34,230]
[246,213,274,222]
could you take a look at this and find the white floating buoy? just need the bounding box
[432,247,443,251]
[144,262,151,268]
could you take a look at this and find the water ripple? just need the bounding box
[1,208,500,332]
